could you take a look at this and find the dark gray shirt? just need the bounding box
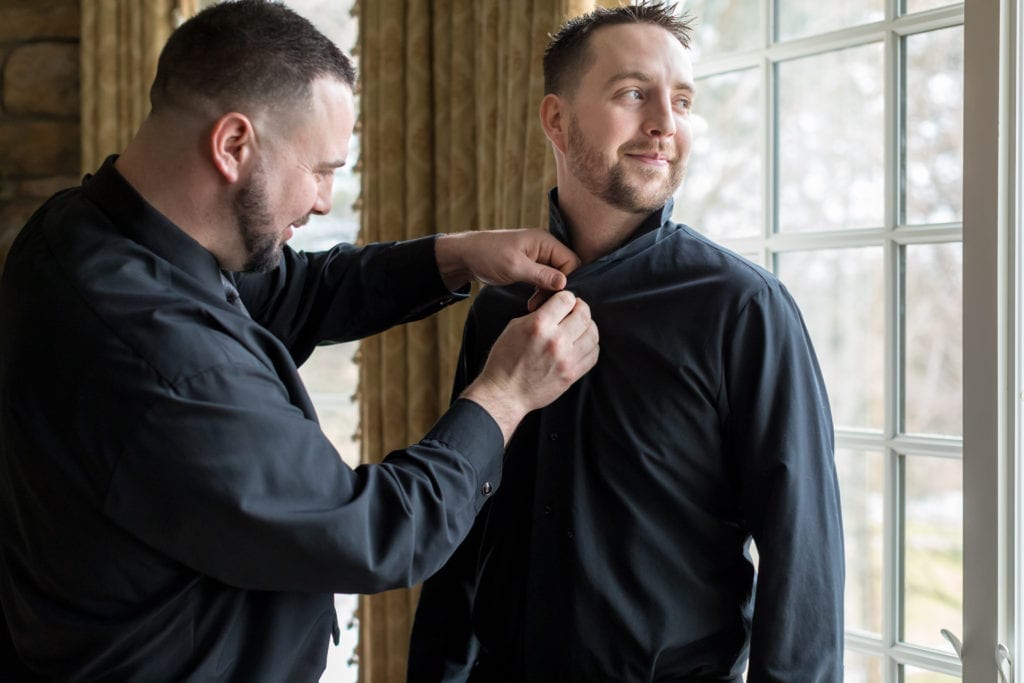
[409,192,844,683]
[0,158,504,680]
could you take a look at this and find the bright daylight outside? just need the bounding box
[674,0,963,680]
[261,1,362,680]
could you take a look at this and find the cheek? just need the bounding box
[676,120,694,152]
[583,112,632,148]
[281,177,320,213]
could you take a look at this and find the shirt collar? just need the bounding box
[546,187,675,254]
[81,155,225,297]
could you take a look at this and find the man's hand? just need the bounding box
[461,290,599,443]
[435,229,581,293]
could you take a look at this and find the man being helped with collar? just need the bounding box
[0,1,599,679]
[409,4,843,682]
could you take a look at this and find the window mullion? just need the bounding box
[963,0,1009,677]
[884,18,902,679]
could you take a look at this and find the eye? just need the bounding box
[620,88,643,101]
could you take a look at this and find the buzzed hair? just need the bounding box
[150,0,356,115]
[544,2,694,97]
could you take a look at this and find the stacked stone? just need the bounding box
[0,0,80,269]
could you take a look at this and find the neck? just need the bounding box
[115,117,230,265]
[554,181,651,265]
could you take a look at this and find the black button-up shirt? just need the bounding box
[409,192,844,682]
[0,158,504,680]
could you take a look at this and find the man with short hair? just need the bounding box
[409,4,844,681]
[0,1,599,679]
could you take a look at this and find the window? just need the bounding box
[274,2,362,681]
[675,1,965,679]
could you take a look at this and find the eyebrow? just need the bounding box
[606,70,696,94]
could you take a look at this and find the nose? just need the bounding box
[312,173,334,216]
[644,92,677,139]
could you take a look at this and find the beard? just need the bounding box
[234,163,284,273]
[566,115,686,214]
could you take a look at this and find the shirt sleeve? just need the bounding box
[721,282,845,682]
[407,305,487,682]
[234,235,468,365]
[103,349,504,596]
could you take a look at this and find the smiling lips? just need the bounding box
[283,214,310,241]
[624,149,673,166]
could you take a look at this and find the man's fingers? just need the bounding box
[556,298,594,342]
[520,231,580,289]
[531,289,577,324]
[532,263,568,292]
[543,239,582,276]
[574,315,600,351]
[526,288,553,312]
[575,338,601,374]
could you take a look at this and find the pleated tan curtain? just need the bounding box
[355,0,593,679]
[80,0,198,174]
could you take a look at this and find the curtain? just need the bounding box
[355,0,592,679]
[80,0,198,173]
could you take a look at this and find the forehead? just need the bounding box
[307,77,356,131]
[580,23,693,89]
[285,77,355,157]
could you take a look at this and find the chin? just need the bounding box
[244,245,284,274]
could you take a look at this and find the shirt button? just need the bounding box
[481,481,493,496]
[548,432,558,442]
[566,530,574,540]
[543,505,552,515]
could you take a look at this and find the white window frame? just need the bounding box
[688,0,978,678]
[963,0,1017,679]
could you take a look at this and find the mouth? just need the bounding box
[284,214,311,239]
[624,150,672,167]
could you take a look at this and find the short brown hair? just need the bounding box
[150,0,356,115]
[544,2,694,96]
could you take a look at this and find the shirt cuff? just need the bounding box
[424,398,504,507]
[385,235,471,321]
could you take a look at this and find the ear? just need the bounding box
[540,93,569,155]
[209,112,256,184]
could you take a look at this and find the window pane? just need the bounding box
[905,0,958,14]
[777,44,885,232]
[846,651,884,683]
[674,69,761,240]
[279,2,361,681]
[902,665,960,681]
[315,402,361,468]
[777,0,883,41]
[838,449,884,635]
[298,342,359,395]
[905,27,963,225]
[902,455,962,654]
[777,248,884,430]
[903,243,962,436]
[678,0,760,59]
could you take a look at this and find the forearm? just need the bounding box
[746,539,845,681]
[111,367,506,594]
[239,237,465,360]
[459,378,527,445]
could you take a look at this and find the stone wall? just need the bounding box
[0,0,81,269]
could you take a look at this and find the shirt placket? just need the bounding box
[523,378,580,675]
